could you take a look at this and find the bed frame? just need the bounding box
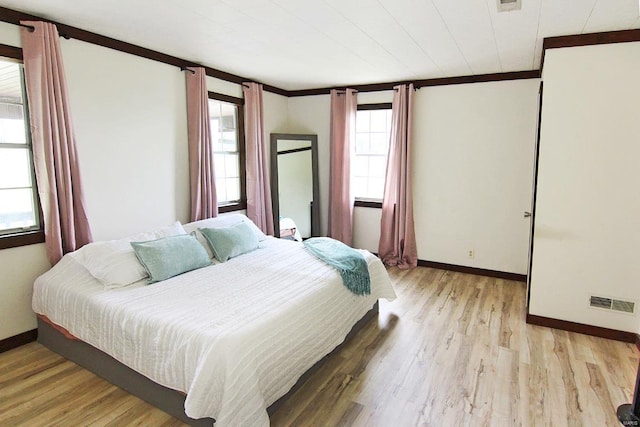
[37,301,378,426]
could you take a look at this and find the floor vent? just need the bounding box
[590,295,635,314]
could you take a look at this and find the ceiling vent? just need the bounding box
[497,0,522,12]
[589,295,636,315]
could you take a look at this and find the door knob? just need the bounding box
[524,211,532,218]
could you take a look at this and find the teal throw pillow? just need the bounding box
[199,222,260,262]
[131,234,211,283]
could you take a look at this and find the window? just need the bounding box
[208,95,245,210]
[0,57,41,241]
[352,104,392,201]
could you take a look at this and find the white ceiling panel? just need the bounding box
[583,0,640,33]
[486,0,542,71]
[378,0,471,77]
[270,0,412,81]
[0,0,639,90]
[177,0,246,27]
[323,0,437,78]
[537,0,598,37]
[431,0,502,74]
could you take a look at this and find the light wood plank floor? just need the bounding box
[1,267,637,426]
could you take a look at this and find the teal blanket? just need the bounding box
[303,237,371,296]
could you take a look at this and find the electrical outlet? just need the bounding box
[467,250,474,259]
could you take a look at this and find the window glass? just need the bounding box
[0,59,40,235]
[209,98,241,205]
[0,107,27,144]
[0,148,32,188]
[352,108,392,200]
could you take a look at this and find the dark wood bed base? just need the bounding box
[37,301,379,426]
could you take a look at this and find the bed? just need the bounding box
[32,215,396,426]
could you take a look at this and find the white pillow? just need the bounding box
[72,221,187,288]
[148,221,187,239]
[183,214,267,259]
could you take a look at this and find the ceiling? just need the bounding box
[1,0,639,91]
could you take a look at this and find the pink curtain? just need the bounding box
[378,84,417,269]
[186,67,218,221]
[328,89,357,246]
[243,82,274,235]
[21,21,93,265]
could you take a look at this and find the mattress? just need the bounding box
[32,237,396,426]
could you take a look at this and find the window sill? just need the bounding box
[354,199,382,209]
[0,230,45,250]
[218,201,247,214]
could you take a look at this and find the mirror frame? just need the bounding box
[270,133,320,239]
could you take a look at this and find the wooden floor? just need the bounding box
[1,267,638,426]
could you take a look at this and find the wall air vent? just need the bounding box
[590,296,612,310]
[589,295,636,315]
[497,0,522,12]
[612,299,635,314]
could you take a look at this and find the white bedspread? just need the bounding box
[32,237,396,426]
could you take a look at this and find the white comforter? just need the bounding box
[32,237,396,426]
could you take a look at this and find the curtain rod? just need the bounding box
[183,70,254,85]
[7,18,265,91]
[18,23,34,32]
[17,22,70,39]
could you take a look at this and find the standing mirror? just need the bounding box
[270,133,320,240]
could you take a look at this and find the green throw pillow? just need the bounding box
[131,234,211,283]
[198,222,260,262]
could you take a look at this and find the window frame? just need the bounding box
[353,103,392,209]
[207,92,247,213]
[0,45,44,250]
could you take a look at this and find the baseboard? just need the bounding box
[0,329,38,353]
[526,314,637,344]
[417,259,527,282]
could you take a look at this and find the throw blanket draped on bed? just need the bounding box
[303,237,371,295]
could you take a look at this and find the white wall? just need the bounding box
[529,42,640,333]
[0,21,20,46]
[206,76,242,99]
[0,242,50,340]
[263,91,289,150]
[263,91,290,224]
[62,38,191,240]
[415,80,539,273]
[286,82,539,275]
[287,95,331,235]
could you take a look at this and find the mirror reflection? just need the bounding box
[270,133,319,240]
